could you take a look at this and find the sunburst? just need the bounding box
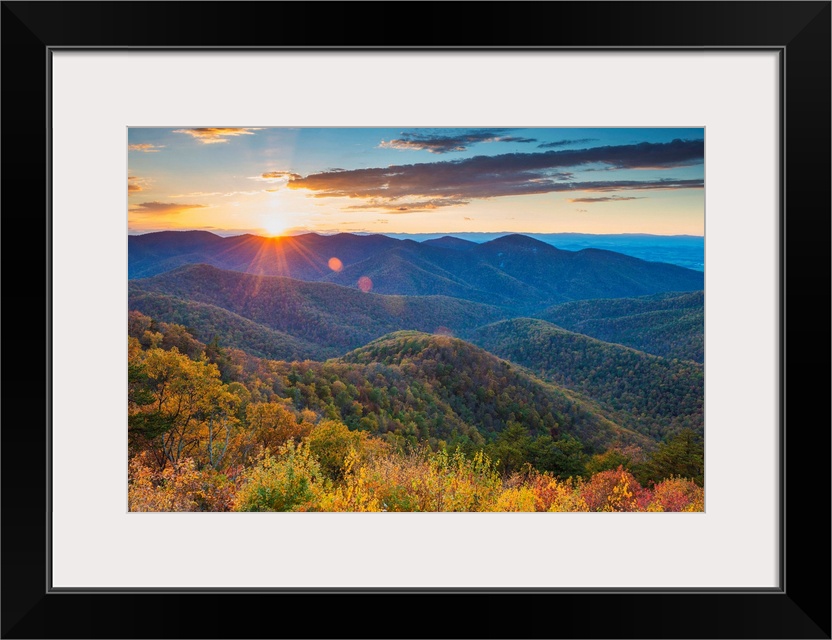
[261,215,285,237]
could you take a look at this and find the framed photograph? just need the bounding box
[3,2,829,638]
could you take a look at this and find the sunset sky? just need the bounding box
[128,127,704,237]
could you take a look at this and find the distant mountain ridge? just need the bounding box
[129,231,704,311]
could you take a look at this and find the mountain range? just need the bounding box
[129,231,703,311]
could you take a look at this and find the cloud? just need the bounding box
[129,201,207,216]
[128,143,165,152]
[128,176,144,193]
[464,217,474,221]
[168,192,223,198]
[561,179,703,192]
[250,171,303,183]
[538,138,598,149]
[568,195,645,203]
[576,209,588,213]
[261,171,302,180]
[167,190,261,198]
[173,128,263,144]
[344,198,467,212]
[379,129,537,154]
[284,140,704,208]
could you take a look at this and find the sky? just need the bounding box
[128,127,704,237]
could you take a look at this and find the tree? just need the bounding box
[636,428,704,486]
[245,401,313,460]
[129,346,234,470]
[233,443,324,512]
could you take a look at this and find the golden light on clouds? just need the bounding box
[129,201,207,216]
[174,128,264,144]
[127,128,704,236]
[128,143,164,153]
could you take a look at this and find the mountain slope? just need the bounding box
[128,290,333,361]
[471,318,703,440]
[322,245,517,305]
[538,291,704,362]
[129,264,509,355]
[337,331,651,451]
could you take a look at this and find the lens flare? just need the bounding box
[357,276,373,293]
[328,257,343,272]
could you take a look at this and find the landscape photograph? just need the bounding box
[127,126,705,512]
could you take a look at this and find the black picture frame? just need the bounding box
[2,2,829,638]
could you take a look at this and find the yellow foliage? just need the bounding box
[233,442,325,512]
[493,486,537,512]
[128,453,203,512]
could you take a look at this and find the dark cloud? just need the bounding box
[379,129,537,154]
[285,140,704,206]
[129,201,207,216]
[568,195,645,203]
[538,138,598,149]
[128,176,143,193]
[500,136,538,144]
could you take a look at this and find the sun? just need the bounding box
[261,215,285,237]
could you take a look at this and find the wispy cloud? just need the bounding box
[129,201,207,216]
[174,127,263,144]
[379,129,537,154]
[538,138,597,149]
[127,142,165,153]
[568,195,645,203]
[168,191,223,198]
[283,140,704,209]
[344,198,467,212]
[129,143,165,153]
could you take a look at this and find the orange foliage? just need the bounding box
[647,477,704,512]
[580,466,651,512]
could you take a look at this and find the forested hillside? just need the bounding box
[472,318,703,439]
[538,291,704,362]
[129,264,508,353]
[128,316,704,512]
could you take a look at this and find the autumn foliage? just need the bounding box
[127,313,704,513]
